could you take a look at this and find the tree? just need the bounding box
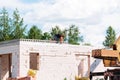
[50,26,62,40]
[50,26,67,42]
[42,32,51,40]
[103,26,116,47]
[0,8,12,41]
[11,9,26,39]
[27,25,42,39]
[68,25,83,45]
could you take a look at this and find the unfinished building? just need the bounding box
[0,39,97,80]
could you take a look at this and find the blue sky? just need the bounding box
[20,0,54,4]
[0,0,120,47]
[20,0,39,3]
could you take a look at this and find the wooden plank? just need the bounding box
[7,76,36,80]
[92,49,119,58]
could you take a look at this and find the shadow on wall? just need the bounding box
[85,59,101,76]
[90,59,101,72]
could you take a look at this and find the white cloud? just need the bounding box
[0,0,120,47]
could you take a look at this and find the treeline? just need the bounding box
[0,8,83,45]
[0,8,116,46]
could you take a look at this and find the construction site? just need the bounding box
[0,36,120,80]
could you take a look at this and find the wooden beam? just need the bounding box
[92,49,119,58]
[91,72,104,76]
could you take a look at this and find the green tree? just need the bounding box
[103,26,116,47]
[27,25,42,39]
[42,32,51,40]
[68,25,83,45]
[50,26,67,42]
[62,29,67,41]
[50,26,62,40]
[11,9,26,39]
[0,8,12,41]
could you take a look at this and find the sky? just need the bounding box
[0,0,120,47]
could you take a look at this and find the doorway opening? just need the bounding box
[30,53,40,70]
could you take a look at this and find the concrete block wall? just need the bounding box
[37,55,77,80]
[19,41,93,80]
[0,44,20,79]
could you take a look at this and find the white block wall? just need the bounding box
[19,41,93,80]
[0,45,20,78]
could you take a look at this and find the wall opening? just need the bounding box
[0,54,12,80]
[30,53,40,70]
